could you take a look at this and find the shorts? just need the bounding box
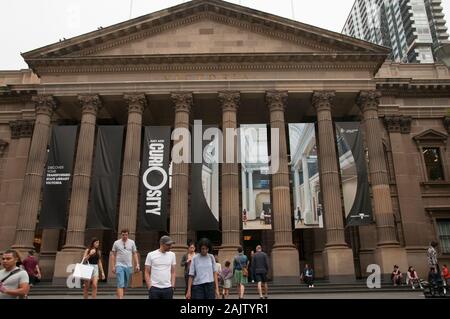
[255,273,268,283]
[116,266,132,288]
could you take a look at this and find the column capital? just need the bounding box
[444,116,450,134]
[124,93,147,114]
[357,90,381,113]
[171,92,193,113]
[266,90,288,112]
[312,91,335,112]
[0,139,8,156]
[384,116,412,134]
[32,95,57,117]
[9,120,34,139]
[78,94,102,115]
[218,91,240,112]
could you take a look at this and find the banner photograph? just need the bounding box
[240,124,272,231]
[288,123,323,229]
[335,122,373,226]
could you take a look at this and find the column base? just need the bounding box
[52,249,84,285]
[374,246,408,281]
[38,252,57,281]
[323,246,356,283]
[271,245,300,284]
[406,247,429,280]
[312,251,325,279]
[358,249,376,278]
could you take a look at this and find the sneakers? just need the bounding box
[308,285,314,288]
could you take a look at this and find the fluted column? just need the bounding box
[218,91,240,249]
[313,91,355,281]
[117,94,147,240]
[12,95,56,252]
[312,91,347,247]
[357,91,399,247]
[266,91,299,283]
[169,92,192,246]
[266,91,294,246]
[63,95,101,250]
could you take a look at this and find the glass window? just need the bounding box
[437,220,450,254]
[423,148,445,181]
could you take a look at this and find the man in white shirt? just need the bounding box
[0,250,29,299]
[111,229,140,299]
[145,236,176,299]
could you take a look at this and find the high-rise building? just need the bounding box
[343,0,450,63]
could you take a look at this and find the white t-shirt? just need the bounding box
[112,239,137,268]
[145,249,176,289]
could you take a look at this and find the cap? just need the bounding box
[160,235,175,245]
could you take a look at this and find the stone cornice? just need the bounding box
[377,80,450,97]
[383,116,412,134]
[218,91,240,112]
[27,53,382,75]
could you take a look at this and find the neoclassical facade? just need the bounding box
[0,0,449,284]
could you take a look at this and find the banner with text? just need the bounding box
[86,126,124,230]
[39,126,78,229]
[138,126,171,231]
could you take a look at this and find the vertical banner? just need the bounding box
[288,123,323,229]
[86,126,124,230]
[39,126,78,229]
[190,125,220,231]
[240,124,272,230]
[335,122,372,226]
[138,126,171,231]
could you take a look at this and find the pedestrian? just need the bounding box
[260,210,265,225]
[252,245,269,299]
[82,238,105,299]
[391,265,403,286]
[427,241,439,272]
[243,209,248,226]
[145,236,176,299]
[186,238,220,300]
[220,261,233,299]
[233,246,249,299]
[22,250,41,287]
[180,240,196,294]
[111,229,140,299]
[407,266,422,289]
[214,255,222,275]
[0,250,29,299]
[442,264,450,286]
[301,264,314,288]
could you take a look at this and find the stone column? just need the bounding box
[169,92,192,282]
[266,90,300,283]
[247,170,256,220]
[293,167,301,215]
[301,155,312,223]
[117,94,147,240]
[218,91,241,265]
[0,120,33,252]
[53,94,101,284]
[38,229,60,280]
[357,91,408,277]
[312,91,355,282]
[384,115,428,276]
[12,96,56,256]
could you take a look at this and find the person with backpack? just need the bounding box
[233,246,249,299]
[0,249,29,299]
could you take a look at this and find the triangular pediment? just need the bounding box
[22,0,389,62]
[413,129,448,142]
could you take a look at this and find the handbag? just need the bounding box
[73,258,94,280]
[130,271,143,288]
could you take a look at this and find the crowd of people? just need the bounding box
[1,233,449,299]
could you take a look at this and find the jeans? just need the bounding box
[191,282,215,299]
[148,287,174,299]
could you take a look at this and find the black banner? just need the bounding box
[39,126,78,229]
[190,125,220,231]
[86,126,124,230]
[138,126,171,231]
[335,122,372,226]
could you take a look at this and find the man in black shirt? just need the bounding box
[252,245,269,299]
